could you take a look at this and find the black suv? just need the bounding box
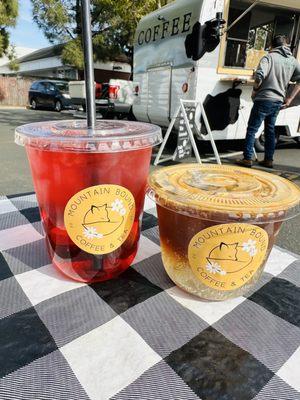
[29,80,74,112]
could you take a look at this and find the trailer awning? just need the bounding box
[226,0,300,34]
[255,0,300,11]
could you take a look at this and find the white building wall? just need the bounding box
[0,46,37,67]
[0,55,131,77]
[0,56,63,74]
[94,61,131,74]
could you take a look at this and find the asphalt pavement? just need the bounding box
[0,107,299,253]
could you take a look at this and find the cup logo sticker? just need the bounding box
[64,185,135,255]
[188,223,269,291]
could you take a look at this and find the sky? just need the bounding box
[8,0,50,50]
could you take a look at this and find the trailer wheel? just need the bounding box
[254,132,279,152]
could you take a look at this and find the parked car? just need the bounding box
[29,80,74,112]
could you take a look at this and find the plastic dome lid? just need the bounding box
[15,120,162,152]
[148,164,300,222]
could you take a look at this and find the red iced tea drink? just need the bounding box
[149,164,300,300]
[16,120,162,282]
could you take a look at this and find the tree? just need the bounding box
[157,0,172,7]
[7,44,19,71]
[0,0,18,57]
[31,0,173,68]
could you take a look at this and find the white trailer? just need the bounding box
[133,0,300,149]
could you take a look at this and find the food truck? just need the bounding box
[133,0,300,150]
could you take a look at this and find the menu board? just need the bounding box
[174,106,196,161]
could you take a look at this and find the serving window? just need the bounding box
[218,0,300,75]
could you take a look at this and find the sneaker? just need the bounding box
[235,159,252,168]
[258,160,273,169]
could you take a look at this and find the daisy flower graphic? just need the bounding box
[83,227,103,239]
[206,261,227,275]
[111,199,124,212]
[242,239,257,257]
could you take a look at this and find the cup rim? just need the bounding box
[148,164,300,223]
[15,119,162,153]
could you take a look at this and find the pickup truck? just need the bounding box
[68,79,135,119]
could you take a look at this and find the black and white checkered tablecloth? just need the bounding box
[0,192,300,400]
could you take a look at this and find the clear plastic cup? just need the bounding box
[15,120,162,283]
[148,164,300,301]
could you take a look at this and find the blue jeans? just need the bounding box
[244,100,282,161]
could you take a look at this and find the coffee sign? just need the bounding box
[136,12,192,45]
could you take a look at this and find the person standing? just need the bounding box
[237,35,300,168]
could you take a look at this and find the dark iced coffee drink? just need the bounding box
[149,164,300,300]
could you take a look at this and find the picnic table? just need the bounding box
[0,192,300,400]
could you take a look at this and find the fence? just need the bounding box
[0,76,34,106]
